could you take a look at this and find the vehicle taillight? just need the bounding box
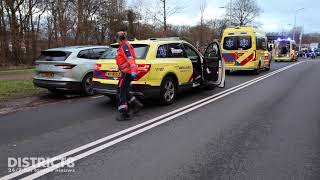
[55,64,76,69]
[138,64,151,72]
[252,50,257,61]
[94,64,102,71]
[135,64,151,80]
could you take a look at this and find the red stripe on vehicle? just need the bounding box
[223,53,238,62]
[240,53,255,66]
[229,53,238,59]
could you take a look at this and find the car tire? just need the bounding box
[159,76,177,105]
[265,60,271,71]
[81,73,94,96]
[253,62,261,75]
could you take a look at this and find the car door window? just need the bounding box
[77,50,90,59]
[157,43,186,59]
[184,44,200,60]
[204,43,220,59]
[256,38,267,50]
[168,43,186,58]
[156,44,169,58]
[91,48,107,59]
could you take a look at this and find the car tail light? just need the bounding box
[55,64,76,69]
[138,64,151,72]
[252,50,257,61]
[135,64,151,80]
[94,64,102,71]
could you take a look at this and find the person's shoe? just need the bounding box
[130,100,144,115]
[116,113,131,121]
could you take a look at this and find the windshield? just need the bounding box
[276,41,290,55]
[278,41,290,48]
[101,44,149,59]
[223,36,252,50]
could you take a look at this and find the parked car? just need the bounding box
[34,46,108,95]
[92,38,225,105]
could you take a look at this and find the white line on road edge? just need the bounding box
[0,62,304,180]
[91,95,104,99]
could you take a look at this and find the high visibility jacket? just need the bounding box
[116,41,138,74]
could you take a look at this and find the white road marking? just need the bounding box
[0,62,304,180]
[90,95,104,99]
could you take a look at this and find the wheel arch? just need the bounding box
[82,71,94,82]
[162,72,179,87]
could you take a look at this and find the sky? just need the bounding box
[128,0,319,33]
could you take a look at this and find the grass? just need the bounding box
[0,69,35,76]
[0,79,45,101]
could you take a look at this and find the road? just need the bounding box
[0,59,320,180]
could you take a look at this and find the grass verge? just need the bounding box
[0,79,45,101]
[0,69,35,76]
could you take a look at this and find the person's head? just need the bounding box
[116,31,127,43]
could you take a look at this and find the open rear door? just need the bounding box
[203,42,225,88]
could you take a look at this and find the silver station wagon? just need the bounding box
[34,46,108,95]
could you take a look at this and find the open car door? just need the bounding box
[203,41,225,88]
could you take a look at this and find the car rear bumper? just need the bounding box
[225,61,258,71]
[33,79,82,90]
[92,81,160,98]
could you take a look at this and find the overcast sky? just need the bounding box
[129,0,319,33]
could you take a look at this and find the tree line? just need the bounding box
[0,0,129,66]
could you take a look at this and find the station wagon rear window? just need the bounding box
[223,36,252,50]
[101,44,149,59]
[38,51,71,61]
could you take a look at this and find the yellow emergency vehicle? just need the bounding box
[92,38,225,105]
[221,26,271,74]
[273,38,298,62]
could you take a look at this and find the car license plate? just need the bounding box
[106,71,121,78]
[41,72,54,78]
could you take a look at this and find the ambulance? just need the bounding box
[273,38,298,62]
[221,26,271,74]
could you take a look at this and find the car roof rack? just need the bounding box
[148,37,181,41]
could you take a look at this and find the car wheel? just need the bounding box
[81,73,94,96]
[253,62,261,75]
[160,77,177,105]
[265,60,271,71]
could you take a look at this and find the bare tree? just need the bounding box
[199,0,206,47]
[226,0,262,26]
[4,0,25,65]
[159,0,184,33]
[0,0,9,66]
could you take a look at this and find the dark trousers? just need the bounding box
[117,73,134,113]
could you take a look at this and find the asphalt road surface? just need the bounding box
[0,59,320,180]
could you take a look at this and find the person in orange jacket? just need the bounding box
[115,31,143,121]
